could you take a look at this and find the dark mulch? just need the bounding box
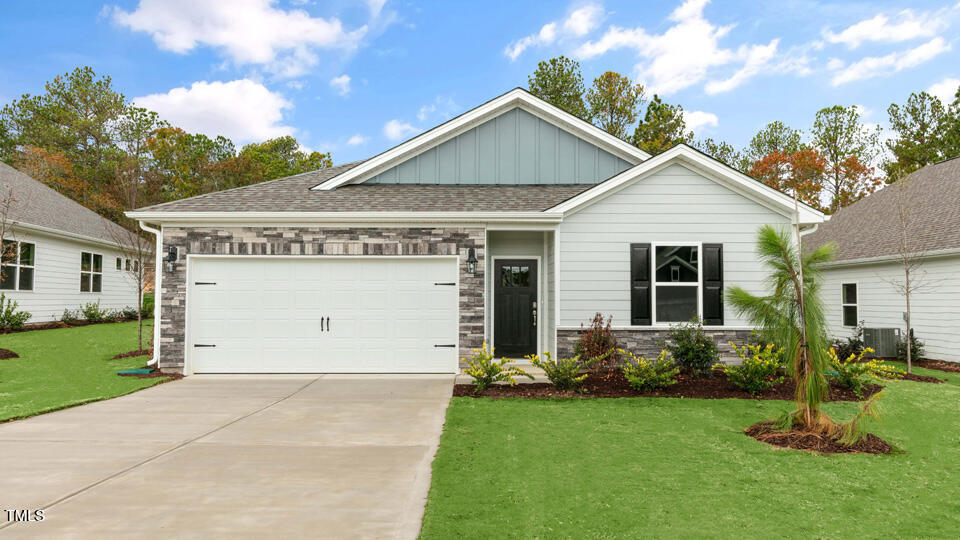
[0,348,19,359]
[901,372,945,384]
[112,348,153,360]
[0,318,152,334]
[908,358,960,374]
[454,370,882,402]
[745,421,893,454]
[117,365,183,380]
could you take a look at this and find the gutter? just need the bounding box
[11,221,129,250]
[124,211,565,225]
[822,246,960,268]
[138,221,163,368]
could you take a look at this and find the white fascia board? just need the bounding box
[547,145,826,224]
[124,210,564,225]
[822,247,960,268]
[11,221,129,250]
[311,88,650,191]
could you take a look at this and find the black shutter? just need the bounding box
[630,243,651,326]
[702,243,723,325]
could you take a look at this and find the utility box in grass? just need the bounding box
[863,328,900,358]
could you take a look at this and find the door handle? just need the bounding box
[532,301,537,326]
[326,316,330,332]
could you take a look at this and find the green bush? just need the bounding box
[831,321,867,361]
[80,301,109,323]
[141,293,154,318]
[664,318,718,376]
[620,349,679,392]
[463,342,533,393]
[526,352,591,390]
[119,306,140,319]
[574,313,620,372]
[827,347,903,398]
[61,308,80,325]
[717,343,786,395]
[897,330,924,362]
[0,293,31,331]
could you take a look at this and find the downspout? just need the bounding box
[139,221,163,367]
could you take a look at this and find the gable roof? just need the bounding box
[311,88,651,191]
[547,144,826,224]
[0,162,132,246]
[805,157,960,263]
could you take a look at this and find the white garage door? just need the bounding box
[187,257,459,373]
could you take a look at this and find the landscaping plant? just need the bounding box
[827,347,904,398]
[463,342,533,393]
[526,352,592,390]
[81,301,109,323]
[897,330,924,364]
[0,293,31,331]
[620,349,679,392]
[574,313,620,375]
[716,343,786,396]
[664,318,718,376]
[831,321,867,361]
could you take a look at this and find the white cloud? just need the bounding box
[928,77,960,104]
[365,0,387,17]
[826,58,845,71]
[347,134,369,146]
[416,96,459,123]
[682,110,718,133]
[133,79,294,144]
[110,0,367,77]
[831,37,951,86]
[705,40,779,95]
[823,9,947,49]
[504,3,603,61]
[329,74,351,96]
[383,119,420,141]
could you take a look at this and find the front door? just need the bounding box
[494,259,538,357]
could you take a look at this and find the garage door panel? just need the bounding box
[188,257,458,373]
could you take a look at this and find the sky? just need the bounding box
[0,0,958,164]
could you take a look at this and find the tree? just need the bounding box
[694,138,748,171]
[146,127,239,199]
[749,148,826,210]
[745,121,803,165]
[238,136,333,181]
[585,71,644,140]
[0,186,19,285]
[632,95,691,155]
[527,56,588,120]
[811,105,882,212]
[884,92,951,180]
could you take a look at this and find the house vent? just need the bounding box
[863,328,900,358]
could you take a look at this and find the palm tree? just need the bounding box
[727,225,836,430]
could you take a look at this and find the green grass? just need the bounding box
[0,320,167,422]
[422,368,960,539]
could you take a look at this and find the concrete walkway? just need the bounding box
[0,375,453,539]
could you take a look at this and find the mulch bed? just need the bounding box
[908,358,960,374]
[453,370,883,401]
[745,421,893,454]
[0,318,152,334]
[112,348,154,360]
[901,372,945,384]
[0,348,19,359]
[117,365,183,381]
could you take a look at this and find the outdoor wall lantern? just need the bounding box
[466,247,478,274]
[165,246,178,272]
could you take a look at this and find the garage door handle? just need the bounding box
[434,282,456,286]
[326,317,330,332]
[434,344,456,348]
[194,344,216,348]
[320,318,324,332]
[194,282,217,285]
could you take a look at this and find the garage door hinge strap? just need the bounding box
[434,344,456,348]
[193,344,216,348]
[194,282,217,285]
[433,282,456,286]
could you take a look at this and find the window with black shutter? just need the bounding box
[632,242,724,326]
[701,244,723,325]
[630,243,651,325]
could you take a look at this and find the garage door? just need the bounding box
[187,257,459,373]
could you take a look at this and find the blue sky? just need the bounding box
[1,0,958,164]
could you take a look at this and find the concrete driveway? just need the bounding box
[0,375,453,539]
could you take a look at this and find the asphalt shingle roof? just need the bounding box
[134,161,597,213]
[0,162,131,245]
[805,157,960,262]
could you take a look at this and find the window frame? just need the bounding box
[1,239,36,292]
[80,251,103,293]
[650,241,702,326]
[841,282,858,328]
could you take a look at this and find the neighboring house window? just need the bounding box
[80,252,103,293]
[125,259,131,271]
[116,257,122,270]
[842,283,858,327]
[653,245,699,323]
[0,239,35,291]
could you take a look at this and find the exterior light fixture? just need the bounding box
[466,247,478,274]
[165,246,178,272]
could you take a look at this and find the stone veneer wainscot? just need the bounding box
[557,328,754,362]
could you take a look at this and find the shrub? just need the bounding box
[897,330,924,362]
[463,342,533,393]
[717,343,786,395]
[61,308,80,325]
[831,321,866,361]
[80,301,109,323]
[141,293,155,319]
[663,318,718,376]
[0,293,31,331]
[620,349,679,392]
[574,313,620,373]
[119,306,139,320]
[526,352,591,390]
[827,347,904,398]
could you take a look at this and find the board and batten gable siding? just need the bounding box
[821,256,960,362]
[367,108,632,185]
[556,163,791,328]
[2,228,141,322]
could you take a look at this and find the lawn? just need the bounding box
[0,320,167,422]
[421,366,960,539]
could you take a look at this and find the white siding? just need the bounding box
[545,230,556,353]
[557,163,791,327]
[486,230,550,354]
[822,256,960,362]
[2,227,141,322]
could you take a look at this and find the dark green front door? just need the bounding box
[494,259,537,357]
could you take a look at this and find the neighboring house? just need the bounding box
[0,162,143,322]
[806,157,960,363]
[128,88,825,375]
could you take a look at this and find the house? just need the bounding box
[0,162,144,322]
[805,157,960,363]
[127,88,825,375]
